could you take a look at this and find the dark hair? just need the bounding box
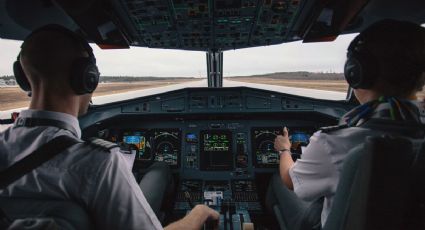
[355,19,425,96]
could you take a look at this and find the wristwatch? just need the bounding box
[278,148,291,157]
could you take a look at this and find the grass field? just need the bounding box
[229,77,425,99]
[2,78,424,110]
[0,80,194,110]
[228,77,349,92]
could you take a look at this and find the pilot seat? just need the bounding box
[268,120,425,230]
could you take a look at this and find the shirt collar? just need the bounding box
[341,99,422,126]
[18,109,82,138]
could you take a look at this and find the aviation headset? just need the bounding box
[13,24,100,95]
[344,35,378,89]
[344,21,425,89]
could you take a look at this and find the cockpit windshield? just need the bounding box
[89,33,356,102]
[1,33,424,110]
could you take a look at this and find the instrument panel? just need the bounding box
[87,87,348,174]
[103,124,316,172]
[81,87,351,228]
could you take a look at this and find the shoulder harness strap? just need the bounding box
[0,135,81,189]
[319,124,349,133]
[14,117,79,137]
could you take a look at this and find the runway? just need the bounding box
[92,79,346,104]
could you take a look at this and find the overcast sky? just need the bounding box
[0,33,357,78]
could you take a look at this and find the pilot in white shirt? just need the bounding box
[268,19,425,230]
[0,24,219,230]
[0,109,162,229]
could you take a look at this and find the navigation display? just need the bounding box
[251,128,281,167]
[251,127,312,167]
[200,130,233,170]
[123,131,151,160]
[152,129,181,167]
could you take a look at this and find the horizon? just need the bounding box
[0,70,345,79]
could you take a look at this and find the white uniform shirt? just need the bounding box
[289,126,385,226]
[289,101,425,226]
[0,109,162,230]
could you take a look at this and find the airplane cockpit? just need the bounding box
[80,86,351,228]
[1,0,425,229]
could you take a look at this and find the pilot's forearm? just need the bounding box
[164,212,202,230]
[279,152,294,190]
[164,218,202,230]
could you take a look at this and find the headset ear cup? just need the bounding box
[70,58,100,95]
[344,56,363,89]
[84,65,100,93]
[344,52,378,89]
[13,60,32,92]
[356,52,378,89]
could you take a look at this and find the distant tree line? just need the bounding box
[225,71,345,80]
[98,76,197,82]
[1,72,345,82]
[0,75,15,81]
[0,75,197,83]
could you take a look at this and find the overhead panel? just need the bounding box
[251,0,300,46]
[213,0,252,49]
[119,0,302,51]
[174,0,211,49]
[123,0,177,47]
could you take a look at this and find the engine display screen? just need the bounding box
[203,133,231,152]
[123,131,151,160]
[200,130,233,170]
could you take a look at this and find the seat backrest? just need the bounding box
[323,135,425,230]
[0,197,93,230]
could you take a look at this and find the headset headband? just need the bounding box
[20,24,95,63]
[347,27,425,71]
[14,24,100,94]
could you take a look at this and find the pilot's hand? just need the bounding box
[274,127,291,151]
[187,205,219,230]
[165,204,219,230]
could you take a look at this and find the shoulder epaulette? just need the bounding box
[87,138,118,151]
[118,142,138,155]
[319,124,349,133]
